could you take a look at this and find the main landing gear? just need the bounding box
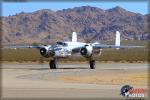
[89,60,96,69]
[49,58,57,69]
[49,58,95,69]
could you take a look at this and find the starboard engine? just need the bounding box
[80,44,93,57]
[40,46,55,58]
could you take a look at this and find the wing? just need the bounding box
[3,45,49,49]
[71,44,144,54]
[93,44,145,49]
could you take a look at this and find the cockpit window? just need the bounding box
[56,41,68,46]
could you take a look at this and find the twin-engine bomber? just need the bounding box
[9,31,144,69]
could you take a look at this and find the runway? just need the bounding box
[1,62,149,99]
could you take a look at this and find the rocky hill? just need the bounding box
[1,6,149,44]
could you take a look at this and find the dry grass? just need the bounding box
[1,47,148,62]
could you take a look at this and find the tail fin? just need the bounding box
[72,32,77,42]
[115,31,120,49]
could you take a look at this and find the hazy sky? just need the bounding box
[2,1,149,16]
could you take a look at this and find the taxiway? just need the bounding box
[1,62,149,99]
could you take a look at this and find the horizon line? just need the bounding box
[2,5,148,17]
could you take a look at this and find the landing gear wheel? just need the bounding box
[49,59,57,69]
[89,60,95,69]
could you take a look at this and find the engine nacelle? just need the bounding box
[40,47,55,58]
[40,48,49,58]
[92,48,102,56]
[80,44,93,57]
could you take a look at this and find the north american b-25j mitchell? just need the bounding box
[9,31,144,69]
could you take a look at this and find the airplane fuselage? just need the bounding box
[53,41,86,57]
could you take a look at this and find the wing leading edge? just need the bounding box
[93,44,145,49]
[3,45,49,49]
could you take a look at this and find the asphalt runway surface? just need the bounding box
[1,62,149,99]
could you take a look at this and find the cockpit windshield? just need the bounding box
[51,41,68,48]
[56,41,68,46]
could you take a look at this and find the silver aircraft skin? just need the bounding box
[10,31,144,69]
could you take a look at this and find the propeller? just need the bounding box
[31,43,45,65]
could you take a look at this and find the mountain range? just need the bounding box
[1,6,149,44]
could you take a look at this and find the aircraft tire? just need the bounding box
[49,60,57,69]
[89,60,95,69]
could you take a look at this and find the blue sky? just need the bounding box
[2,1,149,16]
